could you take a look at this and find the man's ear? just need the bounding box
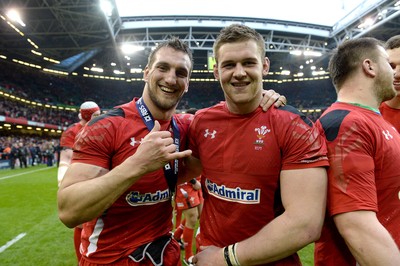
[363,60,375,77]
[213,64,219,80]
[143,66,149,82]
[262,57,270,76]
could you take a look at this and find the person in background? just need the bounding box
[58,101,101,186]
[35,142,42,164]
[57,37,286,266]
[43,140,55,167]
[28,142,38,166]
[17,141,29,168]
[173,176,202,265]
[173,108,203,266]
[57,100,100,264]
[2,143,11,160]
[54,139,61,167]
[188,24,329,266]
[379,34,400,131]
[314,37,400,265]
[10,142,20,169]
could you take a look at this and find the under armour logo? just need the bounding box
[204,129,217,139]
[382,130,393,140]
[130,137,143,146]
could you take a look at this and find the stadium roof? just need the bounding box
[0,0,400,78]
[116,0,374,27]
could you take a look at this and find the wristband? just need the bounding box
[223,246,233,266]
[229,243,241,266]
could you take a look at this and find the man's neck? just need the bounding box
[225,94,262,115]
[337,98,380,110]
[337,86,380,110]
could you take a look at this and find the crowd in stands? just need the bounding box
[0,61,337,135]
[0,61,82,107]
[0,63,338,171]
[0,61,139,110]
[0,135,60,169]
[179,81,225,109]
[0,97,77,127]
[274,79,336,109]
[180,79,336,121]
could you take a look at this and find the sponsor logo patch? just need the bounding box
[205,179,260,204]
[126,189,170,206]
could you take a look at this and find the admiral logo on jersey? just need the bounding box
[126,189,170,206]
[205,179,260,204]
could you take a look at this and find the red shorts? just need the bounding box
[175,183,203,210]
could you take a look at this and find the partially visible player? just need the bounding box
[173,176,202,265]
[314,37,400,265]
[173,108,203,266]
[58,101,101,186]
[379,34,400,131]
[57,100,100,263]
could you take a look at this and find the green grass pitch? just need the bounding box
[0,165,314,265]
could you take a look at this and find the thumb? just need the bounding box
[150,120,160,132]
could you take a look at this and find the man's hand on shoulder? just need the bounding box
[260,89,287,111]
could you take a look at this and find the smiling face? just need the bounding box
[214,40,270,114]
[143,46,191,118]
[387,47,400,98]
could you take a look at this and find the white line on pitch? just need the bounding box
[0,233,27,253]
[0,166,55,181]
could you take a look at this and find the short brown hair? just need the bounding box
[385,35,400,50]
[147,37,194,73]
[329,37,384,90]
[213,24,266,63]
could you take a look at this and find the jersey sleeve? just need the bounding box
[276,106,329,170]
[72,117,118,169]
[60,123,80,149]
[318,110,378,216]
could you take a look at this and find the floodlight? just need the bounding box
[121,44,145,54]
[6,9,25,27]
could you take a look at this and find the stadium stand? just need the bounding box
[0,135,59,169]
[1,60,337,127]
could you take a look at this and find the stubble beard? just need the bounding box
[149,89,180,112]
[376,77,396,103]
